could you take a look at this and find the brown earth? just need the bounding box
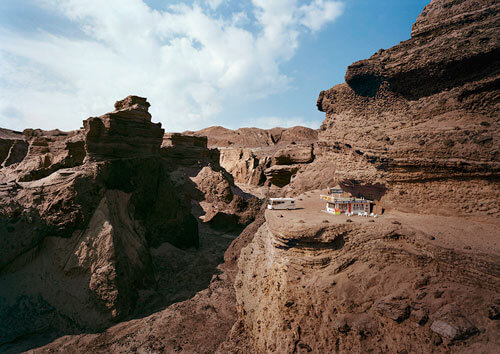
[186,126,318,149]
[221,191,500,353]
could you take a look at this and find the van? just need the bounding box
[267,198,296,210]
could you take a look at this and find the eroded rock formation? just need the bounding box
[190,126,319,189]
[0,96,259,351]
[220,194,499,352]
[287,0,500,218]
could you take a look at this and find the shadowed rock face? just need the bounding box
[344,0,499,100]
[0,129,29,168]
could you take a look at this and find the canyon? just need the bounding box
[0,0,499,353]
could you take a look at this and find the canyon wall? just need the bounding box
[4,0,499,353]
[285,0,499,217]
[222,0,500,352]
[188,126,318,189]
[0,96,259,351]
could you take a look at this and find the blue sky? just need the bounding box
[0,0,429,132]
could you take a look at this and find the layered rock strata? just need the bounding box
[0,96,259,351]
[29,207,267,354]
[84,95,164,160]
[187,126,319,189]
[287,0,500,217]
[220,192,500,353]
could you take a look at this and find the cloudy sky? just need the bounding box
[0,0,428,132]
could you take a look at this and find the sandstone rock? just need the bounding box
[410,308,429,326]
[160,133,216,166]
[0,129,28,168]
[187,126,317,149]
[0,96,207,348]
[30,207,267,354]
[84,95,164,160]
[2,0,500,352]
[273,144,313,165]
[188,126,318,188]
[376,298,411,323]
[219,148,268,185]
[191,166,260,230]
[264,165,300,187]
[162,133,207,148]
[487,299,500,320]
[332,315,351,333]
[114,95,151,116]
[293,0,500,217]
[430,305,479,340]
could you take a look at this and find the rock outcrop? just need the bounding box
[287,0,500,217]
[188,126,318,149]
[28,207,268,354]
[0,96,260,351]
[186,126,319,189]
[219,192,500,353]
[216,1,500,352]
[84,95,164,160]
[2,0,499,352]
[0,129,28,168]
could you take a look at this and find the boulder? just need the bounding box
[273,145,313,165]
[430,305,478,340]
[376,298,411,323]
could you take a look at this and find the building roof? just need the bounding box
[321,195,372,203]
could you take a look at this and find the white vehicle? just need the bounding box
[267,198,296,210]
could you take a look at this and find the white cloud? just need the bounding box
[0,0,343,132]
[299,0,344,31]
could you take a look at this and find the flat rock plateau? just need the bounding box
[0,0,499,353]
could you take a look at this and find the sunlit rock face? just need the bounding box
[286,0,500,217]
[83,95,164,161]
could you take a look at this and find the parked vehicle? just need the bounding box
[267,198,296,210]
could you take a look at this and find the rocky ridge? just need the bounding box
[0,96,259,352]
[286,0,500,218]
[188,126,318,189]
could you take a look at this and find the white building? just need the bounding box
[320,188,372,215]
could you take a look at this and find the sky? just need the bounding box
[0,0,429,132]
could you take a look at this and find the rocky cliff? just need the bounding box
[0,96,259,352]
[220,192,500,353]
[287,0,500,218]
[218,0,500,351]
[188,126,318,189]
